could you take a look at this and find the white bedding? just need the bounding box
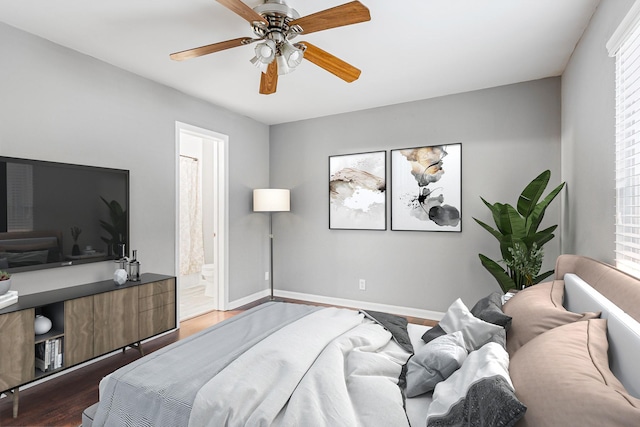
[92,302,433,427]
[188,307,414,427]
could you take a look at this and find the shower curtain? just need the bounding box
[180,156,205,276]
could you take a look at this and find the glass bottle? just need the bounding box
[129,250,140,282]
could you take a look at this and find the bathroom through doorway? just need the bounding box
[176,122,228,321]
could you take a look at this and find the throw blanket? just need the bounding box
[92,302,321,427]
[91,303,411,427]
[189,307,412,427]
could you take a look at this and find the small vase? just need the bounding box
[72,244,81,256]
[35,315,52,335]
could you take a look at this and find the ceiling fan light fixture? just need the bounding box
[252,39,276,64]
[172,0,371,95]
[250,55,269,73]
[276,54,293,75]
[281,41,304,68]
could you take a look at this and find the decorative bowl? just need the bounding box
[0,278,11,296]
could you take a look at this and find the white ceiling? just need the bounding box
[0,0,600,125]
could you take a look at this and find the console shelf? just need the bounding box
[0,273,176,418]
[34,329,64,343]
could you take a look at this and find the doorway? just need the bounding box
[175,122,228,321]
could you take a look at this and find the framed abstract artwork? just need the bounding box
[391,143,461,232]
[329,151,387,230]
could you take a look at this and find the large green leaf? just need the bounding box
[473,218,503,241]
[525,182,566,235]
[517,170,550,217]
[496,204,526,237]
[480,197,499,215]
[479,254,517,292]
[523,225,558,244]
[498,235,526,261]
[523,225,557,248]
[481,198,503,232]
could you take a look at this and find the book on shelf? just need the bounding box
[0,290,18,310]
[35,337,64,373]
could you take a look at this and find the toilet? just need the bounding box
[201,264,218,305]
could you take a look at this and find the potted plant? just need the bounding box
[473,170,565,292]
[0,270,11,296]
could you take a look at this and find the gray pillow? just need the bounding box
[470,292,512,329]
[361,309,413,353]
[421,324,446,344]
[406,331,468,397]
[486,328,507,350]
[422,297,507,348]
[437,298,503,352]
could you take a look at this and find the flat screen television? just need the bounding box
[0,156,129,273]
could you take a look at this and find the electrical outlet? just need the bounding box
[265,272,270,281]
[359,279,366,290]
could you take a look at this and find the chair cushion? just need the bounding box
[502,280,599,356]
[510,319,640,427]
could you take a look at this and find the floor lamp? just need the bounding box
[253,188,290,300]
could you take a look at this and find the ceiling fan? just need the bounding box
[170,0,371,95]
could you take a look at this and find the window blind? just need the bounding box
[614,5,640,277]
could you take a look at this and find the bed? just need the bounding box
[82,255,640,426]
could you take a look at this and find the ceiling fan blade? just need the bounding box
[290,1,371,35]
[170,37,253,61]
[216,0,268,25]
[260,61,278,95]
[300,42,361,83]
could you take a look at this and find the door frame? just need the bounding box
[175,121,229,314]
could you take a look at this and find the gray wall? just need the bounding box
[0,22,270,302]
[561,0,634,263]
[270,78,563,313]
[6,0,622,313]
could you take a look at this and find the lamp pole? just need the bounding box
[269,212,275,300]
[253,188,290,302]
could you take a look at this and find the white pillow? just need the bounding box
[406,331,468,397]
[439,298,503,352]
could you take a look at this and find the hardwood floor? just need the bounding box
[179,284,217,321]
[0,298,436,427]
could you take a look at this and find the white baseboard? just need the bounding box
[226,289,270,310]
[273,290,445,322]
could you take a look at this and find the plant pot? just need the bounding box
[0,278,11,296]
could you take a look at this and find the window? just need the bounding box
[610,3,640,276]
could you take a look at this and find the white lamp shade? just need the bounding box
[253,189,290,212]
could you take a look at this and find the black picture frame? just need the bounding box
[329,151,387,230]
[390,143,461,232]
